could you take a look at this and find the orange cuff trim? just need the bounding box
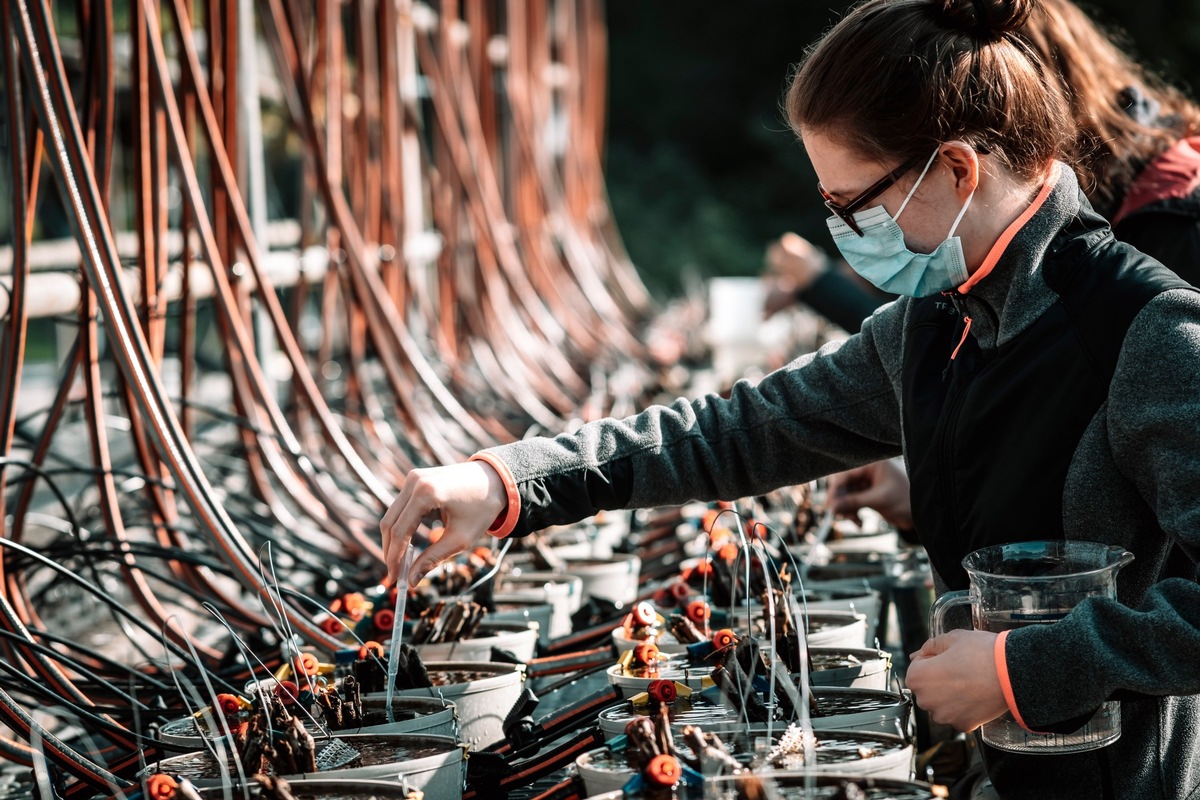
[995,630,1038,732]
[958,162,1060,295]
[469,452,521,538]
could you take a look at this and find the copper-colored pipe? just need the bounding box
[258,0,496,460]
[15,0,344,651]
[145,0,392,560]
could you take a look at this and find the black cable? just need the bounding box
[0,628,152,709]
[0,538,241,696]
[0,657,159,746]
[0,457,87,541]
[28,629,174,692]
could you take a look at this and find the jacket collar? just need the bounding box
[946,162,1084,350]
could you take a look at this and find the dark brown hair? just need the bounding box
[1021,0,1200,215]
[787,0,1073,184]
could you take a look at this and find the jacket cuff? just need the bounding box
[468,452,521,538]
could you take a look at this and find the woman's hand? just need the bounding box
[905,630,1009,731]
[380,461,508,586]
[826,458,914,530]
[763,232,829,317]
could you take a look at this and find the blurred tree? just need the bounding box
[605,1,1200,298]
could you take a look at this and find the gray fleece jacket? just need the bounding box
[486,165,1200,799]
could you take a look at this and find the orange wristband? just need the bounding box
[468,452,521,538]
[995,629,1037,732]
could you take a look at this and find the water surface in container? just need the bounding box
[156,738,449,781]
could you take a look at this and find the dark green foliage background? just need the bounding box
[604,1,1200,298]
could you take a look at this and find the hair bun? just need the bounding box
[933,0,1034,41]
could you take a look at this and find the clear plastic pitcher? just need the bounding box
[929,540,1134,754]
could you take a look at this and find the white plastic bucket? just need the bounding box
[489,600,555,647]
[597,687,911,740]
[496,571,583,637]
[563,555,641,606]
[147,733,465,797]
[153,697,455,750]
[808,647,892,690]
[415,623,538,663]
[384,661,525,748]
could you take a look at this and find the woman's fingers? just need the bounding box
[381,469,438,584]
[379,461,509,585]
[408,524,481,585]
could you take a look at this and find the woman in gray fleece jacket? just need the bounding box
[380,0,1200,797]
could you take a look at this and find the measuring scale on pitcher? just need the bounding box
[931,540,1134,753]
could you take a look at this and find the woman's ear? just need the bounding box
[940,141,980,197]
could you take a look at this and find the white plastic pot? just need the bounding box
[488,600,554,647]
[415,622,538,663]
[196,778,446,800]
[763,731,914,781]
[575,747,637,797]
[154,697,455,750]
[612,611,868,656]
[805,687,913,738]
[382,661,525,748]
[496,571,583,637]
[355,696,458,738]
[562,554,641,606]
[586,776,943,800]
[576,731,914,797]
[597,687,911,740]
[147,733,465,797]
[807,647,892,691]
[605,660,711,698]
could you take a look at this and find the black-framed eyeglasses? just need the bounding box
[819,155,924,236]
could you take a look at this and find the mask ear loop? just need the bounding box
[893,147,942,221]
[945,184,976,239]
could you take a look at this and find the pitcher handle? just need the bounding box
[929,589,971,638]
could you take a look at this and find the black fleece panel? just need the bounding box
[903,223,1189,590]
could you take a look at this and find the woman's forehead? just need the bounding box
[802,129,893,198]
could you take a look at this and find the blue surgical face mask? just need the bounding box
[826,148,975,297]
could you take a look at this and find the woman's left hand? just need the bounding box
[905,629,1009,731]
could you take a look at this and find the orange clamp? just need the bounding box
[631,601,656,627]
[647,679,677,703]
[275,680,299,703]
[669,581,692,602]
[145,774,177,800]
[632,641,659,667]
[712,629,738,650]
[292,652,320,677]
[339,592,368,621]
[645,754,681,787]
[214,694,241,717]
[374,608,396,632]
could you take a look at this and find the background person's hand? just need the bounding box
[826,458,914,531]
[380,461,508,586]
[763,232,829,317]
[905,629,1008,732]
